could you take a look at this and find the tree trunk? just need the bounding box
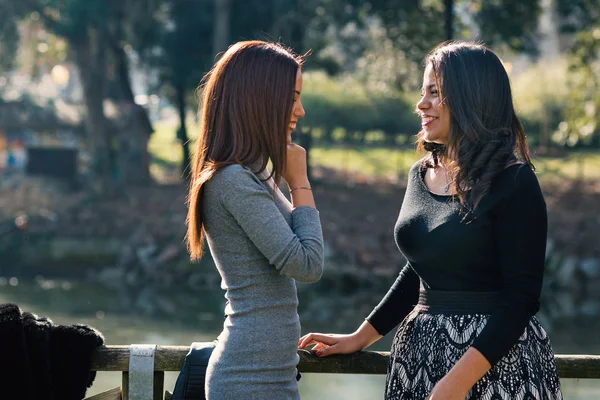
[72,30,114,194]
[176,83,191,180]
[444,0,454,40]
[109,21,152,185]
[213,0,231,56]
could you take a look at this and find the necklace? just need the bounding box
[443,168,451,193]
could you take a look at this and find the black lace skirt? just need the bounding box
[385,292,563,400]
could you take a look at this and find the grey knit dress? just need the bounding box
[202,164,324,400]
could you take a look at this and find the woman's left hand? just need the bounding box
[427,376,469,400]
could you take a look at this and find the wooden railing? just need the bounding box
[87,345,600,400]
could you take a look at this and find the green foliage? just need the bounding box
[151,0,213,90]
[353,22,422,92]
[370,0,446,65]
[301,71,420,142]
[372,1,542,56]
[511,58,570,147]
[555,0,600,147]
[475,1,542,54]
[35,0,113,40]
[309,0,543,92]
[0,1,30,72]
[0,19,19,72]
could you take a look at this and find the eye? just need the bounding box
[430,89,439,97]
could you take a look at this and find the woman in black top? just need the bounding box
[299,41,563,399]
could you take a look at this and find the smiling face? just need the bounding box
[416,63,451,145]
[288,68,305,144]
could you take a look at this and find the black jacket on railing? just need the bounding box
[0,303,105,400]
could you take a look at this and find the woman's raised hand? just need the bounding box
[283,144,308,189]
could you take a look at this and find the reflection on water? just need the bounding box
[0,279,599,399]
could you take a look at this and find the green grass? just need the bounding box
[533,152,600,183]
[148,120,199,181]
[310,145,418,178]
[148,120,600,183]
[310,146,600,182]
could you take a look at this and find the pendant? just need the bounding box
[444,184,450,193]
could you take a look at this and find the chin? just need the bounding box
[422,132,447,145]
[421,131,436,142]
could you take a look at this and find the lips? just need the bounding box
[421,115,438,127]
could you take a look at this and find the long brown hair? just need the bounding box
[417,41,533,210]
[186,41,304,260]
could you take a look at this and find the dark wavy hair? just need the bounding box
[416,41,533,210]
[186,41,304,260]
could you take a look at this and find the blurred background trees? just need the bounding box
[1,3,599,397]
[0,0,598,188]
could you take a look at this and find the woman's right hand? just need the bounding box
[283,143,308,188]
[297,332,365,357]
[298,321,382,357]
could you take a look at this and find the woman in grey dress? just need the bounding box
[186,41,324,400]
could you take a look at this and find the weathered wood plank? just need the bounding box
[91,345,189,371]
[84,387,121,400]
[298,349,388,374]
[91,346,600,379]
[555,355,600,379]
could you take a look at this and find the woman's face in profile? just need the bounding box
[288,68,305,144]
[416,64,450,145]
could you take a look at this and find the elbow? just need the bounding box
[296,241,324,283]
[296,260,324,283]
[307,268,324,283]
[278,242,324,283]
[501,291,540,320]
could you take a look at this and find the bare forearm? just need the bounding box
[288,179,315,208]
[354,320,383,350]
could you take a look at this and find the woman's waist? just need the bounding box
[224,298,299,317]
[415,288,506,314]
[218,325,301,355]
[223,308,301,335]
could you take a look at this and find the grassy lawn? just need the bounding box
[310,146,600,183]
[149,121,600,183]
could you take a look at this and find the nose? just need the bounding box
[294,100,305,119]
[416,95,429,111]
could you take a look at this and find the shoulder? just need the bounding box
[498,163,538,188]
[409,157,427,177]
[214,163,251,178]
[206,164,268,201]
[211,164,262,187]
[492,163,544,206]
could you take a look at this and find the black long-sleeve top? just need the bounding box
[366,160,547,366]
